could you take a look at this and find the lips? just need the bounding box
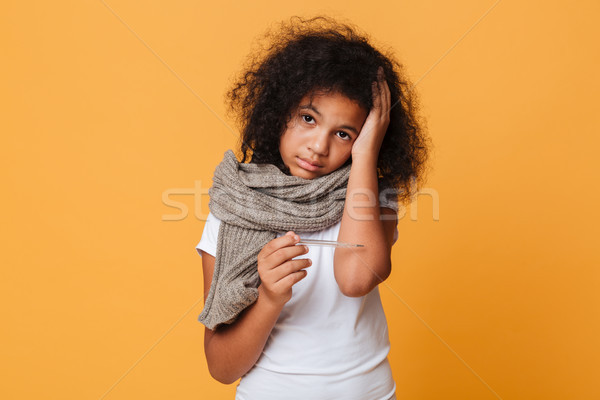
[296,157,322,172]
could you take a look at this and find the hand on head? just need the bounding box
[351,67,391,159]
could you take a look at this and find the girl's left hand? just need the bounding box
[352,66,391,160]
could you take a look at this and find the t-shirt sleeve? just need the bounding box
[195,211,222,258]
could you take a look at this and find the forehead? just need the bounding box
[296,91,367,119]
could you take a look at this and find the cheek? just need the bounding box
[281,129,300,149]
[334,146,353,166]
[279,133,294,160]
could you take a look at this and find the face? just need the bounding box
[279,91,368,179]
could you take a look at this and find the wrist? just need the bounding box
[350,152,378,169]
[257,284,285,312]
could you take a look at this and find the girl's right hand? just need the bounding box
[257,231,312,307]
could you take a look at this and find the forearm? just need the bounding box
[204,285,282,384]
[334,155,392,297]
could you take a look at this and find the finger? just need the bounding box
[259,231,300,260]
[371,83,382,115]
[264,244,309,270]
[381,84,390,116]
[373,69,387,112]
[270,258,312,283]
[377,81,387,115]
[382,77,391,109]
[276,269,308,289]
[377,71,390,115]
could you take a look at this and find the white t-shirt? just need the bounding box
[196,212,399,400]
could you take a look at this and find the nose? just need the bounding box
[307,130,329,156]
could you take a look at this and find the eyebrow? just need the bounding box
[298,104,360,135]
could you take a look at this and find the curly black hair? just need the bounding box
[224,15,432,206]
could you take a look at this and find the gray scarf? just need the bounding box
[198,150,351,330]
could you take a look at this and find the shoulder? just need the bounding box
[195,212,222,258]
[205,211,221,225]
[203,211,222,232]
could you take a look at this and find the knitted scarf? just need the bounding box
[198,150,351,330]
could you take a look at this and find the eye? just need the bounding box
[301,114,315,124]
[336,131,352,141]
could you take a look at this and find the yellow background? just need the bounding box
[1,1,599,399]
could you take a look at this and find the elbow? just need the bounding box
[206,361,240,385]
[337,261,391,298]
[338,276,381,297]
[209,371,238,385]
[339,283,370,298]
[204,339,242,385]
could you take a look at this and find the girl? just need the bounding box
[195,16,430,400]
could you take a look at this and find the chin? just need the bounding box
[296,172,316,180]
[291,168,319,180]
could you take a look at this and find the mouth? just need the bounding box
[296,157,322,172]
